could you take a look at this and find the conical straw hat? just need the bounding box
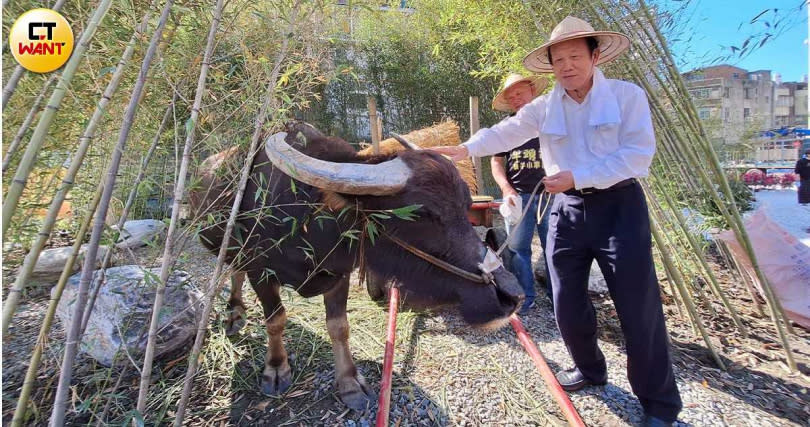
[491,73,548,112]
[523,16,630,73]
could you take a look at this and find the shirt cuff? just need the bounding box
[571,167,593,190]
[462,128,493,158]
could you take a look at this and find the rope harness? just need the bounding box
[357,182,551,288]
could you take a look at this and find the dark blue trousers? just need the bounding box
[546,181,682,422]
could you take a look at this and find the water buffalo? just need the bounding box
[189,121,522,410]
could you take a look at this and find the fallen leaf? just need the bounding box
[252,400,271,411]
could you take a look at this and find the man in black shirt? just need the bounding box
[490,73,552,314]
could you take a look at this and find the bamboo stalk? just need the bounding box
[646,190,717,316]
[660,247,698,337]
[81,94,175,336]
[136,0,225,414]
[716,240,765,317]
[173,3,302,423]
[2,75,58,175]
[607,0,794,363]
[636,1,796,354]
[650,216,726,370]
[9,183,104,427]
[1,7,154,337]
[3,0,115,238]
[648,180,747,336]
[48,1,175,424]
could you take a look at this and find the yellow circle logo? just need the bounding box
[9,9,74,73]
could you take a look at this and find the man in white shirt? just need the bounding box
[431,16,682,426]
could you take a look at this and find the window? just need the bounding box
[743,108,750,119]
[698,108,712,120]
[724,87,730,98]
[733,73,740,79]
[691,88,711,99]
[724,108,729,119]
[744,88,753,99]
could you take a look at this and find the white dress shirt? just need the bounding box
[463,68,655,190]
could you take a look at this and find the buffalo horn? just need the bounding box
[390,132,422,151]
[264,132,411,196]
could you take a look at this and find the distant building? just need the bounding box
[774,80,808,127]
[683,65,775,146]
[683,65,809,165]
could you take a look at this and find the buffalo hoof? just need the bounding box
[338,373,375,411]
[224,305,246,336]
[261,364,292,396]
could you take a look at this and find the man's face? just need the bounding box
[504,82,535,111]
[549,38,599,92]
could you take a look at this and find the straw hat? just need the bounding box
[522,16,630,73]
[491,73,548,112]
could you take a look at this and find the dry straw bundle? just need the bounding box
[358,120,478,194]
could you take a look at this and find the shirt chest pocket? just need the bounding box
[585,123,620,157]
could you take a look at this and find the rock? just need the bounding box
[587,261,609,294]
[54,265,201,366]
[534,258,608,294]
[32,244,110,281]
[114,219,167,249]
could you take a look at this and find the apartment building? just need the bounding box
[683,65,777,146]
[683,65,809,165]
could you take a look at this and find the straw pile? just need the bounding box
[357,120,478,193]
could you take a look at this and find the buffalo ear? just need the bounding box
[321,190,350,211]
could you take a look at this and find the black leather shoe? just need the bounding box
[555,367,607,392]
[641,414,673,427]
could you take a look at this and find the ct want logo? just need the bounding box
[9,9,74,73]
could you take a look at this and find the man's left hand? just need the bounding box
[543,171,574,194]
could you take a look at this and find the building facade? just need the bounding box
[683,65,808,165]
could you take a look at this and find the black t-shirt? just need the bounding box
[494,137,546,194]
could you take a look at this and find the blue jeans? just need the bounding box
[505,192,553,304]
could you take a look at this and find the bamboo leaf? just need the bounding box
[389,204,421,221]
[749,9,769,24]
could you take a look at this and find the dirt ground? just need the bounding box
[2,234,809,426]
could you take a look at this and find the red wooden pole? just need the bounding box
[376,286,399,427]
[510,314,585,427]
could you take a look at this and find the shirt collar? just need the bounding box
[541,67,622,138]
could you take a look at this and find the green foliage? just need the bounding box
[684,176,755,230]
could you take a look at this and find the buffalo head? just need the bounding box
[266,122,523,329]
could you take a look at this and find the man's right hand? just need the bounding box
[428,145,469,162]
[502,187,518,204]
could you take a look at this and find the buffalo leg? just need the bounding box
[250,272,292,395]
[324,273,373,410]
[225,270,247,336]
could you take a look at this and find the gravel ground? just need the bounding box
[3,232,809,426]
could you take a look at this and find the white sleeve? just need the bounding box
[571,85,655,189]
[462,97,544,157]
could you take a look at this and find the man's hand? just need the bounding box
[428,145,469,162]
[542,171,575,194]
[502,186,518,204]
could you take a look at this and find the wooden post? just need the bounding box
[470,96,483,192]
[368,96,380,154]
[376,116,383,154]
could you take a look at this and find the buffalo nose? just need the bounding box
[496,284,524,311]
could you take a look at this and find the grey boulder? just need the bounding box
[55,265,202,366]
